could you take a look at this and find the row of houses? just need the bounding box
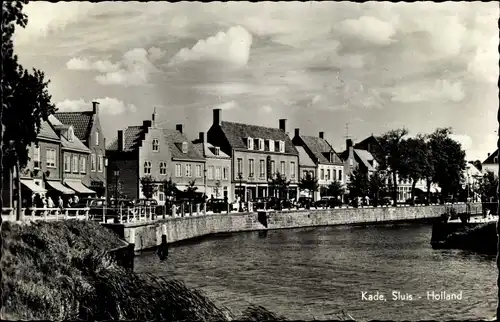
[2,102,106,207]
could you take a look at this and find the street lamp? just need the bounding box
[113,170,120,204]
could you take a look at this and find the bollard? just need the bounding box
[43,209,48,221]
[203,203,207,215]
[172,205,176,217]
[196,203,200,216]
[85,209,89,221]
[149,206,152,221]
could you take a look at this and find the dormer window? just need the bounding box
[214,147,220,156]
[68,127,74,141]
[181,141,188,154]
[258,138,264,151]
[247,137,254,150]
[269,139,275,152]
[279,140,285,153]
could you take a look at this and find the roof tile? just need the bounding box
[54,112,94,141]
[300,135,343,164]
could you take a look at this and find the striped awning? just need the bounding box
[64,180,96,194]
[20,179,47,194]
[46,180,75,194]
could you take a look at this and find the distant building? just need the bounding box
[207,109,300,202]
[292,129,345,200]
[54,102,107,196]
[192,132,232,201]
[106,110,205,204]
[341,139,378,181]
[482,149,498,176]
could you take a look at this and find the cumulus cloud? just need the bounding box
[56,97,137,115]
[169,26,253,66]
[449,134,473,152]
[67,47,164,86]
[391,80,465,103]
[337,16,396,45]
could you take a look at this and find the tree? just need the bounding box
[185,179,198,202]
[379,128,408,206]
[428,128,466,203]
[368,170,388,206]
[108,179,125,199]
[478,171,498,202]
[326,180,345,199]
[298,172,319,199]
[162,177,177,201]
[140,176,158,199]
[2,0,56,223]
[270,172,291,203]
[347,168,369,201]
[399,135,433,203]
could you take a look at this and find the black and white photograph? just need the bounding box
[1,1,498,320]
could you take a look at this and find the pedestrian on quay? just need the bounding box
[73,194,79,205]
[58,196,64,210]
[47,196,54,208]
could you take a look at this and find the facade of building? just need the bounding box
[106,112,205,204]
[54,101,107,196]
[193,132,232,201]
[207,109,300,202]
[292,129,344,200]
[482,149,498,176]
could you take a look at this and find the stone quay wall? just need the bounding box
[120,203,480,251]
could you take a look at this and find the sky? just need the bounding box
[14,1,499,161]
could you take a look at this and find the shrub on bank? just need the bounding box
[1,220,291,321]
[445,222,497,255]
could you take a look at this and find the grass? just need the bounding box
[1,219,291,321]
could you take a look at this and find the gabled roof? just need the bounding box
[354,149,376,171]
[106,126,146,152]
[48,115,89,153]
[163,129,204,161]
[483,149,498,164]
[218,121,298,155]
[54,111,94,142]
[296,146,316,167]
[192,141,230,159]
[38,120,59,141]
[299,135,343,165]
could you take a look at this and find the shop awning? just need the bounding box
[46,180,75,194]
[64,180,96,194]
[20,179,47,194]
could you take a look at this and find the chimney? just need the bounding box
[117,130,124,151]
[279,119,287,132]
[346,139,353,149]
[152,107,157,128]
[213,109,221,126]
[176,124,183,134]
[92,101,100,114]
[319,132,324,139]
[294,128,300,138]
[199,132,206,144]
[143,120,152,128]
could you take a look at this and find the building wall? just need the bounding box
[205,157,232,200]
[87,114,106,186]
[317,164,344,186]
[61,150,90,185]
[232,150,299,184]
[26,140,61,183]
[107,154,139,201]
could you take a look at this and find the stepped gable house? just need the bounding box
[106,110,205,204]
[292,129,345,200]
[54,102,106,197]
[207,108,300,202]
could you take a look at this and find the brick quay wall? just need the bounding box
[114,203,481,251]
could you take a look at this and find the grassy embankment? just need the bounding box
[1,220,286,321]
[444,221,497,255]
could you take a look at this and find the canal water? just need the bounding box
[134,223,496,320]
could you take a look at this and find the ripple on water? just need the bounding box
[135,224,496,321]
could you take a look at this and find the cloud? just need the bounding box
[56,97,136,115]
[337,16,396,45]
[66,57,120,73]
[449,134,473,152]
[391,80,465,103]
[169,25,253,66]
[214,101,238,110]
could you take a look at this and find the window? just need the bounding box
[95,131,99,146]
[215,167,221,180]
[326,169,330,181]
[159,162,167,175]
[80,156,86,174]
[269,139,275,152]
[175,164,182,177]
[214,147,220,156]
[72,155,79,173]
[223,167,228,180]
[259,160,265,178]
[64,154,71,172]
[280,161,285,175]
[152,139,159,152]
[46,149,56,168]
[33,146,40,169]
[333,169,337,181]
[185,164,192,177]
[98,155,104,172]
[270,160,275,176]
[144,161,152,174]
[279,141,285,153]
[258,139,264,151]
[237,158,243,176]
[247,137,254,150]
[196,165,202,177]
[208,166,214,179]
[309,171,314,178]
[338,170,342,181]
[249,159,254,177]
[320,169,325,180]
[181,142,188,154]
[290,161,296,178]
[91,154,96,171]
